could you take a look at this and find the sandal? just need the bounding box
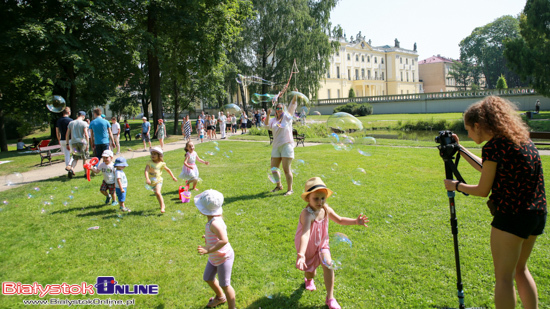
[284,190,294,196]
[325,298,341,309]
[271,185,283,193]
[206,295,227,308]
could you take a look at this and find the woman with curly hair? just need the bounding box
[444,96,546,309]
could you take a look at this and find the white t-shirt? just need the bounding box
[231,116,237,125]
[111,122,121,135]
[98,162,116,184]
[115,170,128,188]
[241,114,248,124]
[269,112,294,149]
[219,115,227,125]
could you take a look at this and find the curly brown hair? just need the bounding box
[464,96,529,146]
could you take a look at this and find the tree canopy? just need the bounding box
[504,0,550,96]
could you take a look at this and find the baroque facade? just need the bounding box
[317,36,422,100]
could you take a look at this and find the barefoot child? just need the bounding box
[196,190,236,309]
[144,147,177,213]
[295,177,369,309]
[179,141,209,191]
[114,157,131,212]
[91,150,117,206]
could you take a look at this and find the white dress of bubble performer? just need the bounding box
[265,93,298,196]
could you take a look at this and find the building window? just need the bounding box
[337,89,340,98]
[412,59,415,65]
[348,69,351,80]
[336,67,340,78]
[361,69,365,79]
[407,90,409,94]
[375,71,378,79]
[374,57,377,64]
[407,73,409,82]
[368,70,371,79]
[381,58,384,64]
[328,89,331,99]
[356,54,359,61]
[361,55,364,62]
[412,72,415,82]
[347,54,350,60]
[401,72,403,81]
[355,69,359,80]
[400,57,403,64]
[381,72,384,80]
[406,58,408,64]
[367,56,370,62]
[336,51,339,56]
[327,69,330,78]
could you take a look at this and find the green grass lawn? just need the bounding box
[0,141,549,308]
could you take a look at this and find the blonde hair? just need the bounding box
[464,96,529,146]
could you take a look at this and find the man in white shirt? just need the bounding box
[218,111,227,139]
[111,117,121,154]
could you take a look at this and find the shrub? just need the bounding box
[334,102,373,116]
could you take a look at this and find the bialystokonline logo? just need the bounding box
[2,276,159,298]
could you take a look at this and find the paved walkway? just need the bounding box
[2,136,549,193]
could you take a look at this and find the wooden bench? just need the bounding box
[293,129,306,147]
[268,130,273,145]
[39,145,64,166]
[530,132,550,146]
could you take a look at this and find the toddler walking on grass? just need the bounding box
[144,147,177,213]
[114,157,131,212]
[295,177,369,309]
[196,190,236,309]
[91,150,117,206]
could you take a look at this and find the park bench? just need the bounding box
[530,132,550,146]
[293,129,306,147]
[39,145,63,166]
[268,130,273,145]
[30,139,51,151]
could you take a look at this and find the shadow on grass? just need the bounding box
[245,285,324,309]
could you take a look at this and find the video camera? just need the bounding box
[436,130,460,160]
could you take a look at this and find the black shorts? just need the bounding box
[93,144,109,159]
[491,211,547,239]
[241,123,247,128]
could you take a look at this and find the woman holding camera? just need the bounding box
[444,96,546,309]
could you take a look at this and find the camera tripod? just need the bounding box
[437,133,483,309]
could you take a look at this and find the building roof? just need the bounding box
[419,55,455,64]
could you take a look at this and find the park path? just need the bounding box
[2,137,549,193]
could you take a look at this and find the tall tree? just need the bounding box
[460,15,525,89]
[504,0,550,96]
[237,0,339,110]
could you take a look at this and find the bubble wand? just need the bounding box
[83,157,99,182]
[271,59,300,106]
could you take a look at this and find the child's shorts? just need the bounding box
[200,135,204,139]
[100,181,116,195]
[203,254,234,287]
[116,187,127,202]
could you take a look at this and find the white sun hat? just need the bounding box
[194,189,224,216]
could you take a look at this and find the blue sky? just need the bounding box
[330,0,526,61]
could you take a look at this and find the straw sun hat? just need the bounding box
[301,177,333,202]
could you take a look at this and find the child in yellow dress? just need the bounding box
[144,146,177,213]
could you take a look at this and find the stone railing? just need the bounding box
[314,88,536,106]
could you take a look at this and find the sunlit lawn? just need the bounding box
[0,141,549,308]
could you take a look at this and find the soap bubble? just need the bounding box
[268,167,281,183]
[301,106,309,115]
[49,195,54,200]
[251,93,277,105]
[328,133,342,150]
[222,104,242,117]
[5,172,24,186]
[236,74,275,86]
[41,208,47,214]
[2,200,8,205]
[331,163,339,172]
[288,91,310,107]
[62,201,68,206]
[34,187,40,191]
[327,112,363,134]
[340,135,355,151]
[68,195,74,199]
[265,282,276,299]
[357,137,377,156]
[171,217,177,221]
[145,184,153,191]
[320,232,352,270]
[313,111,321,116]
[351,168,367,185]
[46,95,66,113]
[27,194,33,199]
[223,150,233,158]
[291,159,305,175]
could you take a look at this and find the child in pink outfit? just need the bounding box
[295,177,369,309]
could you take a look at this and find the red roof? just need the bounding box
[419,55,455,64]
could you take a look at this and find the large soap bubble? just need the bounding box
[320,232,352,270]
[288,91,310,107]
[47,95,66,113]
[357,137,376,156]
[222,104,242,117]
[326,112,363,134]
[5,172,24,186]
[236,74,275,86]
[251,93,277,105]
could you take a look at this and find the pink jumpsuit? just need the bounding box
[294,207,330,273]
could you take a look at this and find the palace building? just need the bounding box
[317,35,422,99]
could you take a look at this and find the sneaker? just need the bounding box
[325,298,341,309]
[116,152,121,155]
[120,206,131,212]
[206,295,226,308]
[111,201,119,206]
[305,278,316,291]
[68,170,73,179]
[105,196,111,205]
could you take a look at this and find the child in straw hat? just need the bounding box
[295,177,369,309]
